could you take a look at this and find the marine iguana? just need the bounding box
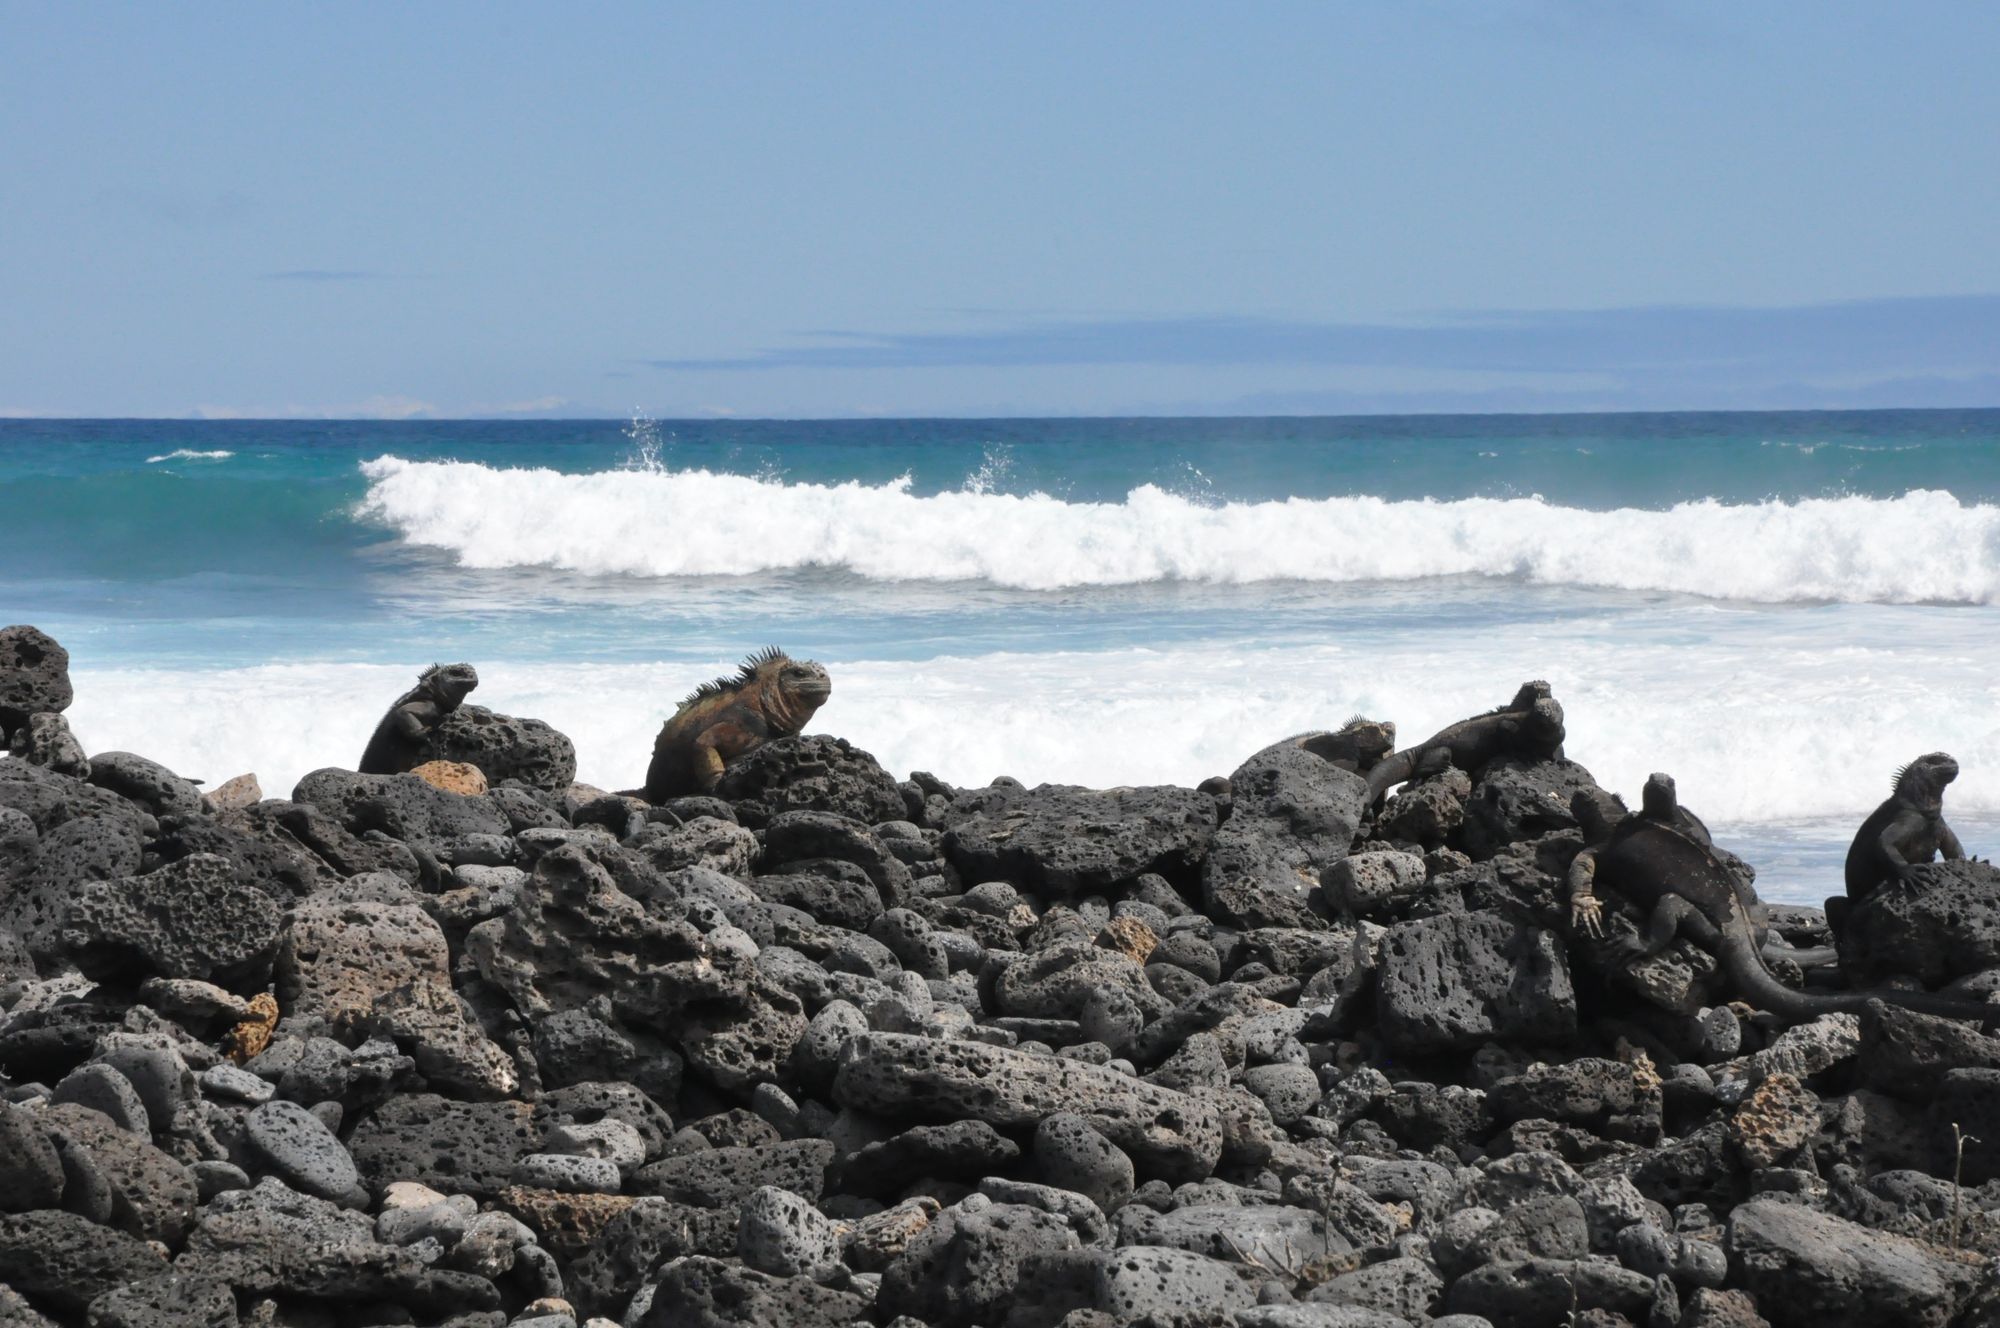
[1298,715,1397,774]
[1845,752,1966,899]
[1365,680,1567,802]
[1566,784,1993,1026]
[358,663,479,775]
[641,648,831,801]
[1579,775,1830,967]
[1825,752,1970,942]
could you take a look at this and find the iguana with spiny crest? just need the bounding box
[1365,680,1567,802]
[1847,752,1967,898]
[641,648,831,801]
[359,663,479,775]
[1828,752,1970,940]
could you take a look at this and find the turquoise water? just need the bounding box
[5,410,1999,903]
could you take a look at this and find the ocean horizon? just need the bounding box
[8,407,1998,906]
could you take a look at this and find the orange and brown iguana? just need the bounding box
[641,648,832,801]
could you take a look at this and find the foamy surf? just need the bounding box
[64,632,2000,834]
[357,455,2000,603]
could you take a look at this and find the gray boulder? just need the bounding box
[0,626,73,742]
[59,852,281,986]
[1727,1198,1980,1328]
[942,783,1217,898]
[1460,757,1600,859]
[834,1031,1224,1182]
[425,703,577,792]
[638,1254,869,1328]
[1840,859,2000,984]
[84,1273,238,1328]
[1444,1257,1655,1328]
[1010,1245,1257,1327]
[736,1184,840,1276]
[633,1139,832,1208]
[291,768,513,844]
[0,1100,65,1213]
[0,1210,166,1317]
[1034,1112,1134,1213]
[1201,736,1367,928]
[85,751,205,819]
[468,843,805,1093]
[715,733,908,828]
[3,812,142,960]
[9,712,88,778]
[1376,909,1576,1054]
[246,1100,367,1208]
[878,1201,1080,1328]
[347,1095,540,1199]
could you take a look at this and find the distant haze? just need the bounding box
[3,2,1996,418]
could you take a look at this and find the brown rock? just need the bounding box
[225,993,279,1064]
[1731,1072,1819,1168]
[1097,915,1159,965]
[845,1196,938,1270]
[202,773,264,814]
[408,760,488,796]
[497,1186,642,1260]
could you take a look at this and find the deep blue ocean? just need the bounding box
[6,410,1999,905]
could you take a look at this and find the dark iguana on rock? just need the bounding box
[1846,752,1967,899]
[358,663,479,775]
[1297,715,1397,775]
[641,648,831,802]
[1828,752,1969,942]
[1365,680,1566,802]
[1567,781,1993,1026]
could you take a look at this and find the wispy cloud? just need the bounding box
[96,185,253,229]
[258,269,395,282]
[351,394,437,420]
[489,395,568,414]
[190,395,438,420]
[642,296,2000,382]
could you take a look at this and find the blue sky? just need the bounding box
[3,2,1997,418]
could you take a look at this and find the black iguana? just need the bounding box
[1567,783,1993,1026]
[1365,680,1566,802]
[358,663,479,775]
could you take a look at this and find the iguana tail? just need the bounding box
[1759,939,1839,969]
[1717,907,1997,1026]
[1365,751,1416,802]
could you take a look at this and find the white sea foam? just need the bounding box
[356,455,2000,603]
[62,626,2000,843]
[146,449,235,463]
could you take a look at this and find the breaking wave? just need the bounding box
[146,449,235,463]
[357,456,2000,603]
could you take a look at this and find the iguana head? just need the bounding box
[1571,787,1627,842]
[1641,772,1678,821]
[740,648,830,734]
[419,662,479,711]
[1508,679,1554,710]
[1339,715,1396,764]
[1524,696,1565,748]
[1894,752,1958,808]
[776,656,831,710]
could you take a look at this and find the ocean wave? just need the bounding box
[356,456,2000,603]
[145,449,235,463]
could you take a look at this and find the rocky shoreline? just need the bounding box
[5,623,2000,1328]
